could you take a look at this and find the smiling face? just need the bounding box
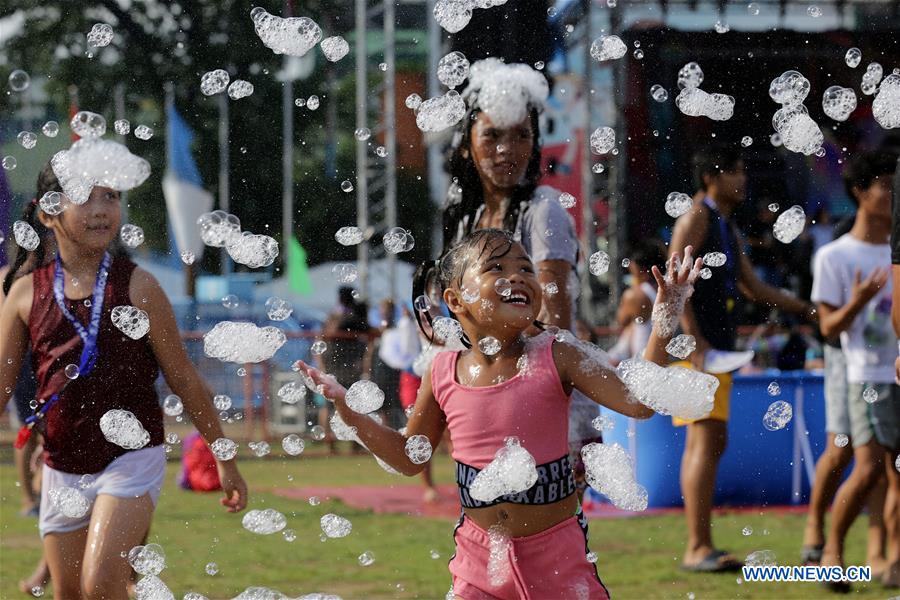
[468,111,535,192]
[40,185,121,253]
[444,236,542,337]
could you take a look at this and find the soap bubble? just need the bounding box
[433,0,474,33]
[469,437,538,503]
[277,381,306,404]
[307,95,320,110]
[808,5,822,17]
[763,400,793,431]
[822,86,857,122]
[616,358,718,420]
[242,508,287,534]
[8,69,30,92]
[478,336,501,356]
[134,125,154,140]
[767,381,781,396]
[873,74,900,129]
[205,562,219,576]
[251,8,322,56]
[203,321,286,364]
[651,85,669,102]
[42,121,59,137]
[87,23,114,47]
[320,513,352,538]
[354,128,371,141]
[198,210,242,248]
[747,2,760,14]
[17,131,37,150]
[437,51,470,88]
[665,192,693,218]
[590,126,616,154]
[210,437,238,460]
[48,486,91,518]
[404,435,433,464]
[589,251,610,276]
[163,394,183,416]
[320,36,350,62]
[741,136,753,147]
[773,205,806,243]
[358,551,375,567]
[677,62,704,90]
[415,91,467,132]
[863,386,878,403]
[265,296,293,321]
[769,70,810,105]
[699,267,712,279]
[227,80,254,100]
[100,409,150,449]
[282,434,305,456]
[70,111,107,138]
[128,543,166,576]
[213,394,232,411]
[114,119,130,135]
[200,70,230,96]
[110,305,150,340]
[745,549,776,567]
[703,252,727,267]
[845,47,862,68]
[494,278,512,297]
[221,294,239,309]
[332,263,358,283]
[666,334,696,359]
[714,20,730,33]
[120,224,145,248]
[311,340,327,355]
[345,380,385,414]
[590,35,627,61]
[405,93,423,110]
[834,434,849,448]
[383,227,415,254]
[2,156,16,170]
[582,442,648,511]
[14,221,40,250]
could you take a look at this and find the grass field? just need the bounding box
[0,451,890,599]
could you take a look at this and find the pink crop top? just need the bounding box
[430,332,576,508]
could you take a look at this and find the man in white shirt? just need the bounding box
[812,150,900,589]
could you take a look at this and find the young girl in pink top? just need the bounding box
[297,228,701,599]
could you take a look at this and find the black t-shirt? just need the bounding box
[892,157,900,264]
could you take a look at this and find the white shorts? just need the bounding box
[40,445,166,537]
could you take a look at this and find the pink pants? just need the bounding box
[448,510,610,599]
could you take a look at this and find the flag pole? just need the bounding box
[166,84,198,299]
[282,0,295,278]
[218,91,232,279]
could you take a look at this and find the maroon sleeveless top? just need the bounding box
[29,256,164,474]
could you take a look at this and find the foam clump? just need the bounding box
[590,35,627,61]
[822,86,857,122]
[251,8,321,56]
[203,321,286,363]
[873,74,900,129]
[51,137,151,205]
[675,87,735,121]
[129,543,166,576]
[437,51,470,88]
[581,442,648,511]
[48,486,91,518]
[415,91,466,132]
[345,380,385,414]
[769,71,823,155]
[100,409,150,449]
[615,358,717,420]
[242,508,287,534]
[111,305,150,340]
[433,0,508,33]
[469,437,538,503]
[226,231,279,268]
[461,58,549,129]
[772,205,806,243]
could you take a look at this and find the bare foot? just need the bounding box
[868,556,887,580]
[422,487,439,504]
[17,559,49,596]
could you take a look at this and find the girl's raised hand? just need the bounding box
[649,245,703,337]
[293,360,347,403]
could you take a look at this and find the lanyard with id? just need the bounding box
[15,253,112,449]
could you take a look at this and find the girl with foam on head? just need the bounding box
[442,58,600,501]
[296,228,702,598]
[0,136,248,599]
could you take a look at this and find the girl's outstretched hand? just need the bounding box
[217,461,248,513]
[649,245,704,337]
[293,360,347,403]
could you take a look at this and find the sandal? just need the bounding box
[801,544,824,565]
[681,549,744,573]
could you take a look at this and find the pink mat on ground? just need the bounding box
[272,484,809,520]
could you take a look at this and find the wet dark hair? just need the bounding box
[628,239,667,273]
[441,105,543,253]
[692,144,744,191]
[842,150,898,205]
[412,228,545,348]
[3,162,60,295]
